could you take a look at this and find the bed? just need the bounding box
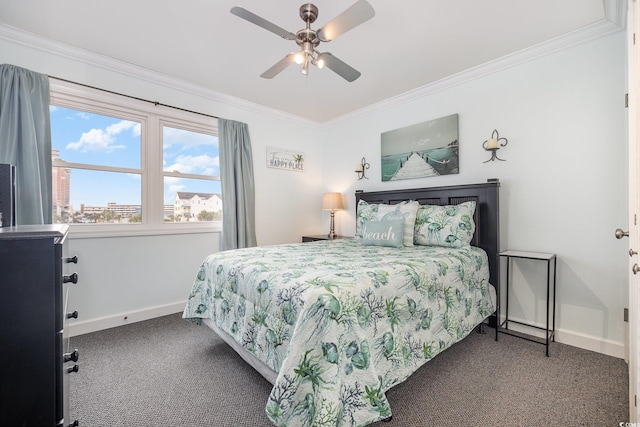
[183,180,500,426]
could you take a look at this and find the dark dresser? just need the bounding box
[0,224,80,426]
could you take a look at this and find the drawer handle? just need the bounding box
[66,310,79,319]
[67,364,79,374]
[66,255,78,264]
[63,273,78,284]
[615,228,629,239]
[64,349,80,363]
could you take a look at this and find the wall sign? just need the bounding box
[266,146,305,172]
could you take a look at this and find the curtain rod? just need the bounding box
[49,76,219,120]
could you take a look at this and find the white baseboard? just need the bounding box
[67,301,187,337]
[501,316,625,359]
[556,328,625,359]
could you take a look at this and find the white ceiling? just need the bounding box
[0,1,624,123]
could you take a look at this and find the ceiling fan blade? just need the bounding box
[261,54,297,79]
[230,6,297,40]
[318,53,361,82]
[316,0,375,42]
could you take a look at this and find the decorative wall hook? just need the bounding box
[482,129,508,162]
[355,157,370,180]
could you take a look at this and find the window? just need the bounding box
[162,124,221,223]
[51,108,142,224]
[50,80,220,236]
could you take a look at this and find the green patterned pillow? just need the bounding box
[413,201,476,248]
[360,219,405,248]
[355,199,380,238]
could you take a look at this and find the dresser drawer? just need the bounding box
[62,248,80,427]
[0,225,68,426]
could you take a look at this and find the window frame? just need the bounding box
[50,80,221,238]
[159,118,222,224]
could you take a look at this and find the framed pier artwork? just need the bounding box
[381,114,459,181]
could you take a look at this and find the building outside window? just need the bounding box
[49,80,220,236]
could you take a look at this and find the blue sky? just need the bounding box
[50,106,220,208]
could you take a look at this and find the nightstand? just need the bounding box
[302,235,347,243]
[497,250,558,356]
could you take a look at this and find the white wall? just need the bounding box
[0,30,325,334]
[0,27,630,356]
[320,32,628,357]
[65,233,217,335]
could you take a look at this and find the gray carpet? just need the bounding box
[70,314,628,426]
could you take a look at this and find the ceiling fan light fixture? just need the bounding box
[313,53,326,69]
[294,51,306,64]
[302,54,312,75]
[231,1,375,82]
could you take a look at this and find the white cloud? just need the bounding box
[66,128,124,153]
[169,183,186,193]
[166,178,186,200]
[66,120,137,153]
[163,127,217,150]
[165,154,219,175]
[106,120,137,135]
[164,176,181,184]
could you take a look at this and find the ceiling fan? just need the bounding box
[230,0,375,82]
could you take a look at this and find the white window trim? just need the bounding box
[50,79,221,239]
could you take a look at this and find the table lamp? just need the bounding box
[322,192,344,239]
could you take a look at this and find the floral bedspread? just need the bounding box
[183,238,495,427]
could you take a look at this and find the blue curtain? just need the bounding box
[219,118,257,250]
[0,64,52,225]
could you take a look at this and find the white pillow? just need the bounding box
[375,201,419,247]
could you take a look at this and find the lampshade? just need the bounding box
[322,192,344,211]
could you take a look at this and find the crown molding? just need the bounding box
[323,5,626,129]
[0,0,626,131]
[603,0,627,27]
[0,23,323,130]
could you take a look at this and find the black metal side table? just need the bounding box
[497,250,558,356]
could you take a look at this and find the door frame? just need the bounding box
[628,0,639,421]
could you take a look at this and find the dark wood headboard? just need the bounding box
[355,180,500,326]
